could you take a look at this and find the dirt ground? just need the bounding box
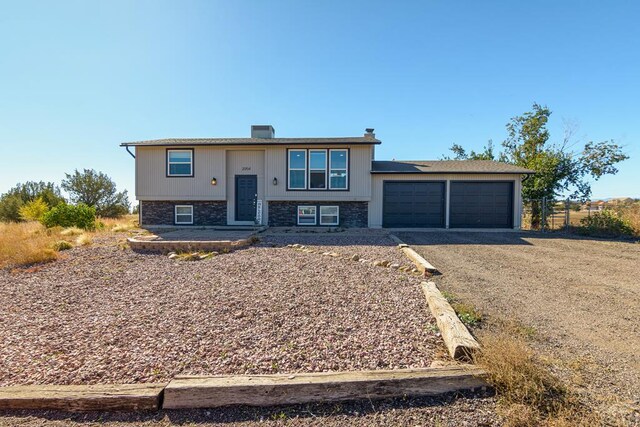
[397,231,640,422]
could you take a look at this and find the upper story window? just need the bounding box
[329,149,348,189]
[287,148,348,190]
[309,150,327,189]
[288,150,307,189]
[167,149,193,177]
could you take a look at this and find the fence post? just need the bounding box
[542,197,546,232]
[565,199,570,232]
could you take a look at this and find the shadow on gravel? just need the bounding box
[396,231,639,246]
[0,390,495,425]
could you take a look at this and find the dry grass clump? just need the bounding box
[60,226,84,236]
[620,203,640,234]
[75,233,93,246]
[476,329,601,426]
[99,214,139,232]
[0,222,58,268]
[476,333,566,412]
[52,240,73,251]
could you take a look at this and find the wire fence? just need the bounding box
[521,198,597,231]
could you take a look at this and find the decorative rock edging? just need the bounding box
[127,236,257,253]
[0,367,487,412]
[285,244,421,275]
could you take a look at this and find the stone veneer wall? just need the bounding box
[140,201,227,226]
[268,201,368,227]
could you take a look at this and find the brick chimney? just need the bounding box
[251,125,275,138]
[364,128,375,139]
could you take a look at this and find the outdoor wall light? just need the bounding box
[211,177,217,186]
[273,177,278,186]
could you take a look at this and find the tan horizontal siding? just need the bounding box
[265,145,371,201]
[369,173,523,228]
[135,146,226,200]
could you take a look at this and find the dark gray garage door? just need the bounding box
[449,181,514,228]
[383,181,445,228]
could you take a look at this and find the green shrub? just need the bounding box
[52,240,73,251]
[41,204,96,230]
[19,197,50,222]
[578,209,635,237]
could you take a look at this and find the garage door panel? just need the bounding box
[383,181,445,228]
[450,182,513,228]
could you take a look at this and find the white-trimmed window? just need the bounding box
[297,206,317,225]
[175,205,194,224]
[308,150,327,189]
[329,149,348,189]
[167,149,193,176]
[319,206,339,225]
[287,148,349,190]
[288,150,306,189]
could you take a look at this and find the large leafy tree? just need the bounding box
[447,103,629,226]
[62,169,130,218]
[0,181,66,222]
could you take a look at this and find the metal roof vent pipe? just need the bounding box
[251,125,275,139]
[364,128,375,139]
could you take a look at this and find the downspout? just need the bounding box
[125,145,135,159]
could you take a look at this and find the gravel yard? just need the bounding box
[397,231,640,422]
[0,391,498,426]
[0,232,443,386]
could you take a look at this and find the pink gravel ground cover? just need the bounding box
[0,233,444,386]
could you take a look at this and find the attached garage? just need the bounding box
[383,181,445,228]
[370,160,533,229]
[449,181,514,228]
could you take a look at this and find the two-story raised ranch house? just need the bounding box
[121,125,533,229]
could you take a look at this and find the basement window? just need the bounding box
[175,205,194,225]
[297,206,317,225]
[319,206,339,225]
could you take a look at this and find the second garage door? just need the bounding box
[449,181,514,228]
[383,181,445,228]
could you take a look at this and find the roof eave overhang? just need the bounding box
[370,171,535,175]
[120,140,382,147]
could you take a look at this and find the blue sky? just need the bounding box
[1,0,638,199]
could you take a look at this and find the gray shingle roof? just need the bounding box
[371,160,534,174]
[121,136,381,147]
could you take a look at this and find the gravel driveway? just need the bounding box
[397,231,640,420]
[0,233,444,386]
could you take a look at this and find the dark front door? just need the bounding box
[449,181,514,228]
[383,181,445,228]
[235,175,257,222]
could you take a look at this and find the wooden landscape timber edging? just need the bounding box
[421,281,481,360]
[0,383,166,412]
[389,233,480,359]
[388,234,438,274]
[162,367,487,409]
[0,368,487,412]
